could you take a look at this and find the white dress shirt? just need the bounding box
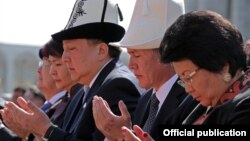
[154,74,178,114]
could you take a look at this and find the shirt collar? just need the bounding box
[154,74,178,110]
[47,90,67,105]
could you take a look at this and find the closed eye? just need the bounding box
[55,63,62,66]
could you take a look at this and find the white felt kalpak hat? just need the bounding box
[52,0,125,43]
[112,0,185,49]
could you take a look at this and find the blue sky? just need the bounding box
[0,0,135,46]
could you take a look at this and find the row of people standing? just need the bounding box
[1,0,250,141]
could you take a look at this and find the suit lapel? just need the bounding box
[64,88,85,131]
[150,80,186,136]
[156,81,186,120]
[182,104,206,124]
[71,58,118,133]
[49,94,69,121]
[139,89,153,126]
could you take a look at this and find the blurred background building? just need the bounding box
[0,0,249,96]
[0,43,39,96]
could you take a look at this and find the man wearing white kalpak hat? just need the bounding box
[93,0,198,140]
[0,0,143,141]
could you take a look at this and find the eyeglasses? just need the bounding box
[177,68,200,88]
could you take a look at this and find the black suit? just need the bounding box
[183,89,250,125]
[0,127,21,141]
[61,87,85,133]
[133,81,188,140]
[133,81,198,140]
[49,84,83,128]
[46,58,142,141]
[164,95,200,125]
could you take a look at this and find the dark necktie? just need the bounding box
[41,102,52,112]
[143,94,159,132]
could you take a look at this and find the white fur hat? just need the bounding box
[52,0,125,43]
[112,0,185,49]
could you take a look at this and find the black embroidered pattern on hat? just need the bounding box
[51,0,125,43]
[69,0,87,28]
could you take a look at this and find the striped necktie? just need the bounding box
[143,94,159,132]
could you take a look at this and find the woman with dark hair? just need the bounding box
[159,10,250,125]
[121,10,250,141]
[46,39,82,97]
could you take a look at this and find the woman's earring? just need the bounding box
[223,72,232,83]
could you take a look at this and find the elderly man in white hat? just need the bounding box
[92,0,198,141]
[0,0,144,141]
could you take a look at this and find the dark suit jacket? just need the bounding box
[133,81,188,140]
[49,84,83,128]
[164,95,200,125]
[47,58,142,141]
[61,86,85,133]
[183,89,250,125]
[0,127,21,141]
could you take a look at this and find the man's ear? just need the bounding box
[96,43,109,60]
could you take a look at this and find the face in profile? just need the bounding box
[173,59,227,107]
[49,56,74,90]
[127,48,163,89]
[62,39,101,85]
[37,57,56,91]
